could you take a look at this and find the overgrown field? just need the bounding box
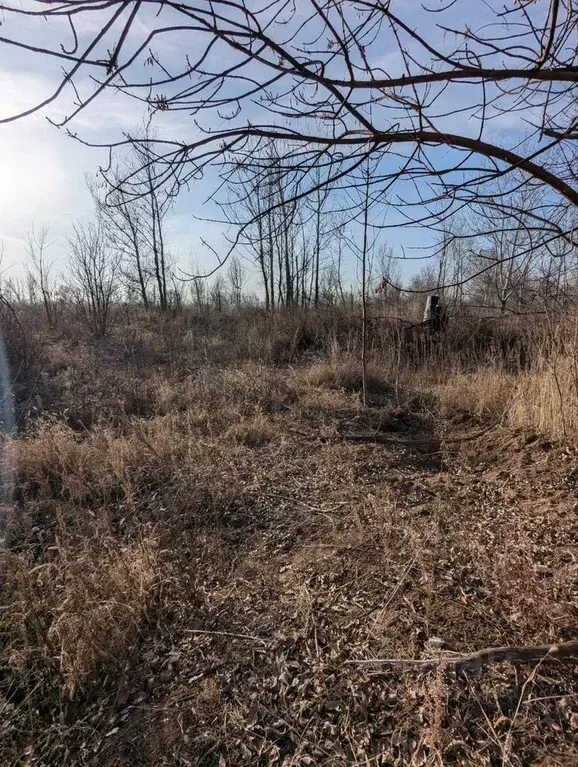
[1,308,577,766]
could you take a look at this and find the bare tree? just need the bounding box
[68,219,120,336]
[89,170,151,310]
[2,1,577,292]
[3,277,26,306]
[375,244,402,310]
[223,148,306,308]
[466,182,545,313]
[434,222,470,312]
[306,167,334,308]
[350,160,378,406]
[333,222,348,305]
[361,166,372,406]
[407,266,439,295]
[91,136,180,311]
[536,232,578,311]
[0,243,22,331]
[25,223,55,326]
[209,276,226,313]
[25,270,38,305]
[264,148,301,308]
[226,255,246,307]
[141,148,171,312]
[220,161,273,307]
[189,266,208,313]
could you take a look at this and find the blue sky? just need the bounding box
[0,0,549,291]
[0,53,226,282]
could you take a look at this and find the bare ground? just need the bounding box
[2,354,578,766]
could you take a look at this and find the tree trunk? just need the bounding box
[361,168,370,407]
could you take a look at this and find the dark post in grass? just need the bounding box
[423,296,448,333]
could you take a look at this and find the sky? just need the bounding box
[0,59,225,284]
[0,0,549,293]
[0,3,237,286]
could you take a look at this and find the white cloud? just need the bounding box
[0,64,143,274]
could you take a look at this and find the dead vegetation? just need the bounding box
[1,306,577,766]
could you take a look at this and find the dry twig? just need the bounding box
[347,641,578,674]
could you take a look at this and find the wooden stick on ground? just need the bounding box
[346,641,578,674]
[343,421,500,448]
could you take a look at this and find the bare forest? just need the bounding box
[0,1,577,765]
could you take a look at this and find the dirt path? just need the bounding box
[94,409,578,766]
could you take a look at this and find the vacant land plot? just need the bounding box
[1,312,577,766]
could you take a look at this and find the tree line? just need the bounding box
[2,139,576,338]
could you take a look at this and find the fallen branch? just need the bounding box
[343,422,499,448]
[186,628,267,643]
[344,433,441,447]
[346,640,578,674]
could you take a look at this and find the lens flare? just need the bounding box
[0,332,15,531]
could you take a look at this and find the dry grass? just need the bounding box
[5,529,162,698]
[303,356,387,394]
[510,356,578,443]
[1,307,578,766]
[418,356,578,446]
[427,369,518,421]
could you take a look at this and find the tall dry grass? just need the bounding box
[427,369,518,421]
[8,301,575,442]
[0,309,578,758]
[4,528,163,700]
[510,354,578,442]
[1,302,578,763]
[417,315,578,444]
